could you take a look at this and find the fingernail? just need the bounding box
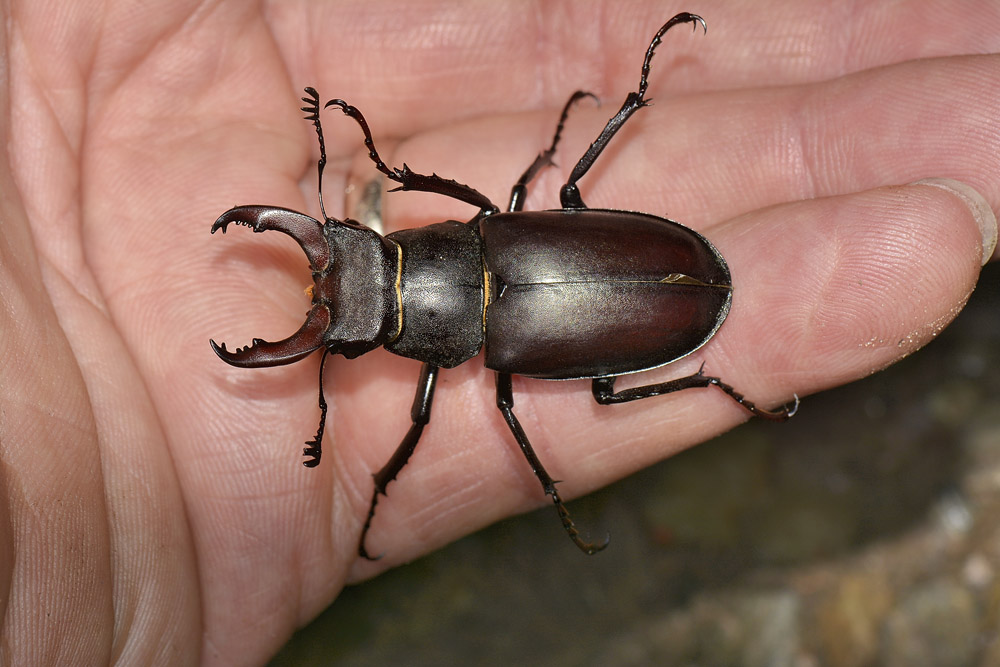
[912,178,997,265]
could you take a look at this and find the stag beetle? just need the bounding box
[211,12,798,559]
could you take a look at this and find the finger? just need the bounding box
[605,54,1000,234]
[710,182,988,397]
[346,181,986,573]
[0,156,115,660]
[279,0,1000,135]
[368,54,1000,250]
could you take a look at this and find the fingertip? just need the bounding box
[716,182,988,393]
[910,178,997,265]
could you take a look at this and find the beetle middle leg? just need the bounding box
[559,12,706,209]
[592,363,799,420]
[507,90,597,213]
[358,362,439,560]
[496,372,609,554]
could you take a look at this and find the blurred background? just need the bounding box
[271,261,999,667]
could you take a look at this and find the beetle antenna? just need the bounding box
[303,349,330,467]
[301,87,330,221]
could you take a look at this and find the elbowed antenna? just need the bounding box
[302,87,330,222]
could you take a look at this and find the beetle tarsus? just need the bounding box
[753,393,800,421]
[550,485,610,555]
[638,13,707,99]
[357,363,439,560]
[592,366,798,423]
[701,376,798,422]
[358,489,384,561]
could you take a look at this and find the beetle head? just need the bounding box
[211,205,398,367]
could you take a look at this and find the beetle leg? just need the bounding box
[496,373,609,555]
[591,364,800,421]
[323,99,500,217]
[301,350,331,467]
[507,90,598,213]
[559,12,706,209]
[359,362,439,560]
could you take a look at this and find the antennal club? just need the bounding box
[301,87,329,221]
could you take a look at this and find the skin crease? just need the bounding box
[0,0,997,663]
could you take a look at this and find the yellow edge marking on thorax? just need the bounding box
[388,238,404,341]
[482,261,491,331]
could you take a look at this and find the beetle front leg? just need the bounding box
[302,350,331,467]
[495,373,608,554]
[324,99,499,217]
[592,364,799,421]
[358,363,439,560]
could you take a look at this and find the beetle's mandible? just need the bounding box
[211,12,798,559]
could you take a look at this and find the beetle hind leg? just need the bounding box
[559,12,706,209]
[358,363,439,560]
[496,373,609,555]
[592,364,799,421]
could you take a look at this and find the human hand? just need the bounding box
[1,0,996,664]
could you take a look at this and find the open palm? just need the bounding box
[1,0,996,664]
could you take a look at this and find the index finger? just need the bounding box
[275,0,1000,138]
